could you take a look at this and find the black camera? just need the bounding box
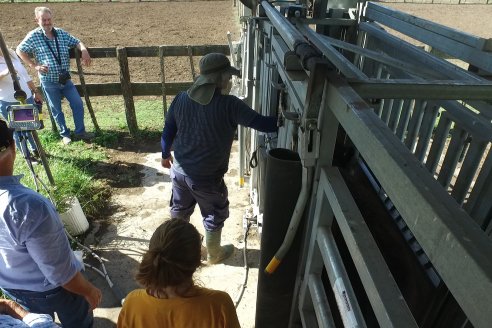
[58,70,71,85]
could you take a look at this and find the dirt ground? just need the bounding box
[1,1,491,327]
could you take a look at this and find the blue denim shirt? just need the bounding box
[0,175,82,292]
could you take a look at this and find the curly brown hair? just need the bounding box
[136,219,202,291]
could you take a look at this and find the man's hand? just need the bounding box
[0,299,29,320]
[84,285,102,311]
[81,49,91,67]
[35,65,49,74]
[161,155,173,169]
[33,90,43,103]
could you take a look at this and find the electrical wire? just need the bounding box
[234,221,252,308]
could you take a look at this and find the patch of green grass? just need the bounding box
[14,96,165,219]
[14,130,111,217]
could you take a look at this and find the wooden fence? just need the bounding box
[65,44,229,136]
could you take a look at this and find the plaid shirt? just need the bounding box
[18,27,79,83]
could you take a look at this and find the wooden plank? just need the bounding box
[188,46,196,81]
[159,46,167,117]
[74,49,100,132]
[74,82,193,97]
[116,47,138,136]
[69,44,230,59]
[451,140,488,204]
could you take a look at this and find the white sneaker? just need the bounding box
[62,136,72,145]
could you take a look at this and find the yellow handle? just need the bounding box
[265,257,281,274]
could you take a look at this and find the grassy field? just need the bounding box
[13,96,165,219]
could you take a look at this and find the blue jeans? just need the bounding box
[170,167,229,231]
[2,286,93,328]
[41,80,86,137]
[0,97,38,152]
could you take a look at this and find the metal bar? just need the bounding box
[364,4,492,73]
[425,113,452,175]
[318,33,441,79]
[322,168,418,327]
[325,73,492,328]
[437,126,468,189]
[293,17,357,27]
[296,24,367,80]
[451,140,488,205]
[381,98,394,125]
[308,274,334,328]
[348,80,492,100]
[359,22,483,82]
[415,102,439,162]
[365,2,487,49]
[440,100,492,141]
[405,100,426,152]
[260,0,306,51]
[317,227,367,328]
[388,99,403,133]
[464,148,492,228]
[396,99,412,141]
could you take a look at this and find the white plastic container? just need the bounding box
[59,197,90,236]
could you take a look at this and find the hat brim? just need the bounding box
[187,66,241,105]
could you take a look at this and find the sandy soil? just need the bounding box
[1,1,490,327]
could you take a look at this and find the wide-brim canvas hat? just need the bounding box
[187,53,241,105]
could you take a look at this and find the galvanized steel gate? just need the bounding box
[236,0,492,327]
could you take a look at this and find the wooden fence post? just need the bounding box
[159,46,168,118]
[188,46,196,81]
[116,47,138,136]
[74,49,100,132]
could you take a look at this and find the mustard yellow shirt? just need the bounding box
[117,288,241,328]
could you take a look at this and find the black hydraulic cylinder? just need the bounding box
[256,148,303,328]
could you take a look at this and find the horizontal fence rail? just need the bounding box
[61,44,230,135]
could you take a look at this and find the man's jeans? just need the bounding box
[170,167,229,231]
[0,97,37,152]
[41,80,85,137]
[2,286,93,328]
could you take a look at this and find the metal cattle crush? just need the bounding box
[234,0,492,327]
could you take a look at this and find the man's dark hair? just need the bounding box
[0,120,14,152]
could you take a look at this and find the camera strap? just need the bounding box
[43,29,62,68]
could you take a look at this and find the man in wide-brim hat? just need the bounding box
[161,53,277,264]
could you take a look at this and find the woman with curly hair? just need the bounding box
[117,219,240,328]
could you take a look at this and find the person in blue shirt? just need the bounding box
[0,119,102,328]
[16,6,93,145]
[160,53,277,264]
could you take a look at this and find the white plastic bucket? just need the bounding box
[59,197,90,236]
